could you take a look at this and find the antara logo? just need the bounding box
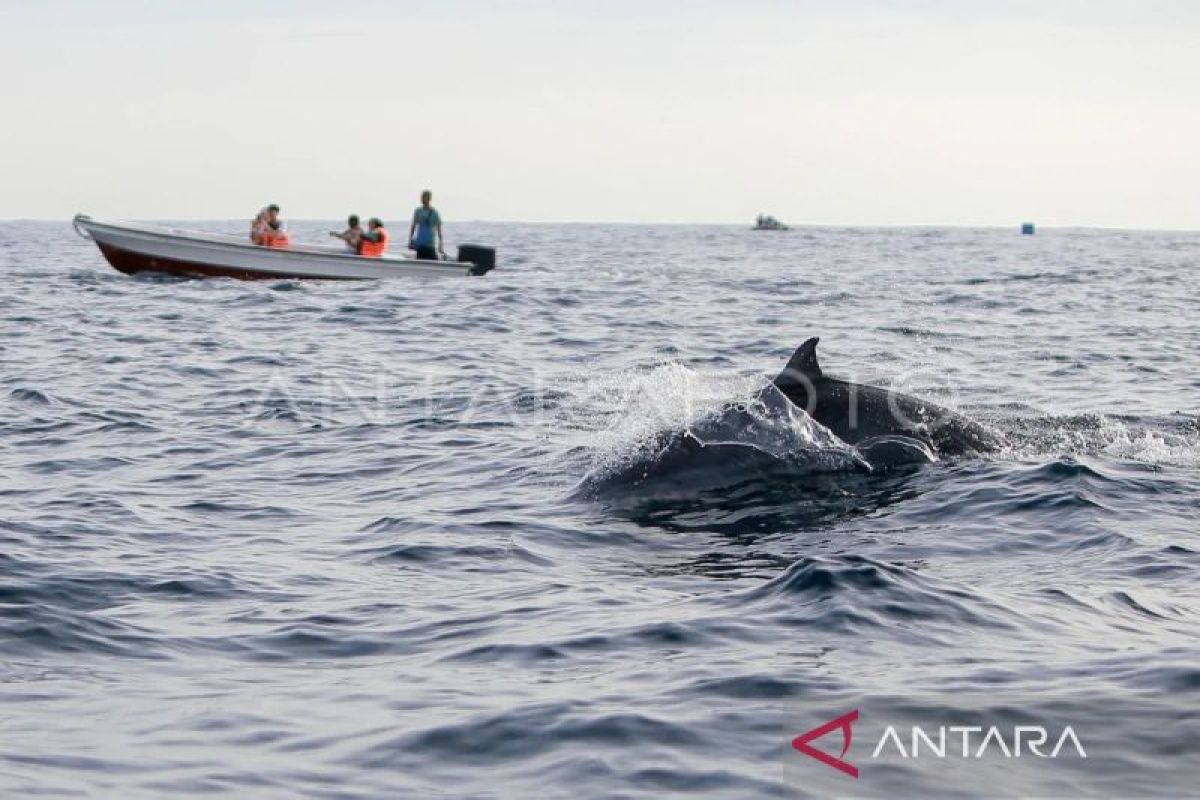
[791,710,860,778]
[792,711,1087,778]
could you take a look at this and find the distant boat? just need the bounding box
[753,214,790,231]
[73,214,496,280]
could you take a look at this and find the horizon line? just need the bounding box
[5,216,1199,234]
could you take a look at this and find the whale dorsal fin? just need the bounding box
[774,337,823,386]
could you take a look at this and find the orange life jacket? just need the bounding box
[253,226,290,245]
[358,228,389,257]
[253,221,290,247]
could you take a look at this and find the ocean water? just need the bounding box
[1,220,1197,798]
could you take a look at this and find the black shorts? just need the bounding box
[414,245,439,261]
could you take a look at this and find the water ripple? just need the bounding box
[1,221,1197,797]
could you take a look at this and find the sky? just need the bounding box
[1,0,1198,227]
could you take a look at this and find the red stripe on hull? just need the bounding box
[96,242,356,281]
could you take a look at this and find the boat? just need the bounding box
[72,214,496,280]
[753,214,790,231]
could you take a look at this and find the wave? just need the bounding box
[728,554,1024,636]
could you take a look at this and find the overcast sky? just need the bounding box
[2,0,1198,227]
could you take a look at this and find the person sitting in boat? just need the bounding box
[250,204,278,240]
[251,204,290,248]
[357,218,389,258]
[329,214,363,252]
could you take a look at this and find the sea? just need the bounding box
[1,220,1197,798]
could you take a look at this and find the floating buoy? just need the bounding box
[1021,222,1036,235]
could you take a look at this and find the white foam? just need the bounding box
[564,363,760,474]
[1099,426,1200,469]
[999,413,1200,469]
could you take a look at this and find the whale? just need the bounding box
[582,337,1002,500]
[770,337,1001,459]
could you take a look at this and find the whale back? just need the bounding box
[770,336,1002,455]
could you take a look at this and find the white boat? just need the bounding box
[73,214,496,280]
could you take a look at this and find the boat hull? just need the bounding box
[95,241,364,280]
[74,215,490,280]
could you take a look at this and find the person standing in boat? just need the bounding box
[251,204,289,247]
[408,190,445,260]
[329,214,363,252]
[357,218,390,258]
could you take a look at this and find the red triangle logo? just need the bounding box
[791,709,860,779]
